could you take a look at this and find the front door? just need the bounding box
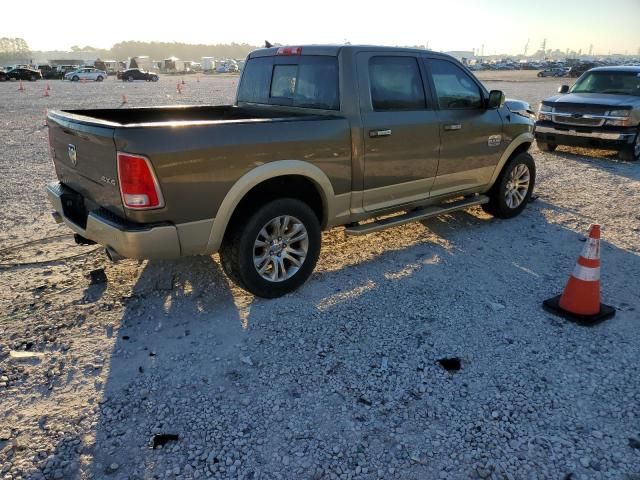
[357,53,441,212]
[424,58,505,198]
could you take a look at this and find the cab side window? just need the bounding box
[369,56,426,111]
[429,59,483,110]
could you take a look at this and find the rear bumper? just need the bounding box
[47,182,181,260]
[535,123,637,150]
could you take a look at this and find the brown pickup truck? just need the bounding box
[47,45,536,298]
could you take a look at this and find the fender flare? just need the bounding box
[488,131,534,186]
[205,160,337,253]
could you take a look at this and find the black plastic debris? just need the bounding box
[122,336,130,340]
[629,437,640,450]
[88,268,107,285]
[437,357,462,372]
[152,433,179,449]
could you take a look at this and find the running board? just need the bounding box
[344,195,489,236]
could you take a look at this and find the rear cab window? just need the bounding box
[237,55,339,110]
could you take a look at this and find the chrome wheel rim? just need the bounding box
[505,163,530,209]
[253,215,308,282]
[634,134,640,158]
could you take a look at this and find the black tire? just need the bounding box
[96,76,103,82]
[537,141,557,152]
[482,152,536,219]
[219,198,321,298]
[537,72,543,78]
[618,129,640,162]
[151,75,158,82]
[127,75,134,82]
[72,75,79,82]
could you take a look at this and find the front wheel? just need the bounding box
[72,75,79,82]
[127,75,134,82]
[151,75,158,82]
[618,130,640,162]
[482,152,536,219]
[220,198,321,298]
[537,141,557,152]
[96,76,103,82]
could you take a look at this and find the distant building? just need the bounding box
[445,51,475,61]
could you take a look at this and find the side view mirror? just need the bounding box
[558,85,570,94]
[487,90,505,109]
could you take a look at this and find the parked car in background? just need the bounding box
[0,70,6,81]
[46,44,536,298]
[536,66,640,161]
[64,67,107,82]
[56,65,81,79]
[537,67,566,78]
[2,67,42,81]
[117,68,159,82]
[568,63,596,78]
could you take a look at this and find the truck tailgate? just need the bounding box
[48,114,125,218]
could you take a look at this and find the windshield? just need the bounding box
[570,71,640,96]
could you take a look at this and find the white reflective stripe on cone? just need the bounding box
[572,263,600,282]
[581,238,600,260]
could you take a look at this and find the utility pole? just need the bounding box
[540,38,547,55]
[481,44,484,57]
[524,38,529,56]
[588,44,593,56]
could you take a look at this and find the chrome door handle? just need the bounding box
[443,124,462,131]
[369,129,392,138]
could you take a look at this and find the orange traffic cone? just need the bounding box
[18,80,25,91]
[543,224,615,325]
[181,78,185,85]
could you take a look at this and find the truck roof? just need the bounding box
[248,44,451,59]
[589,65,640,73]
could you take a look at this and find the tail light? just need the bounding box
[276,46,302,56]
[117,152,164,209]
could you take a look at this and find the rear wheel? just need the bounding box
[72,75,79,82]
[482,152,536,219]
[618,129,640,162]
[537,141,557,152]
[151,75,158,82]
[96,76,103,82]
[220,198,321,298]
[127,75,134,82]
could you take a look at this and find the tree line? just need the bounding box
[0,38,259,64]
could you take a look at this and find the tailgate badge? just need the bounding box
[68,144,77,166]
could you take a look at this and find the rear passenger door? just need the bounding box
[424,57,505,197]
[357,53,440,212]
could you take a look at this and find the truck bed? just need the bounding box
[47,105,351,227]
[52,105,324,127]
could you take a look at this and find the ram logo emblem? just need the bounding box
[68,144,77,166]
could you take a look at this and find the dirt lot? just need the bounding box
[0,74,639,480]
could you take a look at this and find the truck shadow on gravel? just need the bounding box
[66,201,640,479]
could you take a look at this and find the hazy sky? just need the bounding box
[5,0,640,55]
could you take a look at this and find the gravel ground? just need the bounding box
[0,74,639,480]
